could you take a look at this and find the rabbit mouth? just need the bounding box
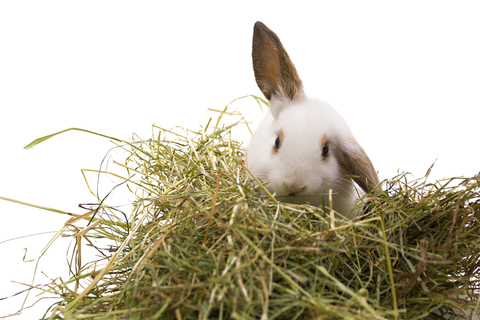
[284,182,306,195]
[283,192,307,198]
[287,192,301,196]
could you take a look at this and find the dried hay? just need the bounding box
[3,96,479,319]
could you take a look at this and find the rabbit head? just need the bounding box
[246,21,379,217]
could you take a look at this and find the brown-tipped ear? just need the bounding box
[252,21,303,101]
[336,139,379,194]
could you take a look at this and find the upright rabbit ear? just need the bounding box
[252,21,304,104]
[336,138,380,194]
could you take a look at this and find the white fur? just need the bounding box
[247,96,362,218]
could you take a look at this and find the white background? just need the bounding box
[1,1,479,318]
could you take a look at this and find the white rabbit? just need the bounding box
[246,21,379,218]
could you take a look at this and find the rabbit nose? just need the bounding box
[285,181,306,195]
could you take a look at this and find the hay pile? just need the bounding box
[16,101,480,319]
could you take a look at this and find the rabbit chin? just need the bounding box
[267,181,360,219]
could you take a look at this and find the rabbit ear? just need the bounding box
[336,138,379,194]
[252,21,304,103]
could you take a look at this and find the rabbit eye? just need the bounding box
[274,136,280,150]
[322,143,329,157]
[273,129,283,153]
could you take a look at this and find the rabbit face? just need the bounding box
[268,99,348,197]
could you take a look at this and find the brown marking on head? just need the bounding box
[321,133,329,163]
[252,22,304,101]
[320,133,328,148]
[277,128,284,142]
[271,128,284,156]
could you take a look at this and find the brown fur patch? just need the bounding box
[320,133,328,147]
[252,22,304,101]
[321,133,329,163]
[277,128,284,143]
[270,146,276,156]
[271,128,284,156]
[335,138,379,193]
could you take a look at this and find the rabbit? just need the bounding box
[246,21,379,218]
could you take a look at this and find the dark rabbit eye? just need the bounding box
[322,143,329,157]
[274,136,280,150]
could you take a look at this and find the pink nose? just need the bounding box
[285,181,306,195]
